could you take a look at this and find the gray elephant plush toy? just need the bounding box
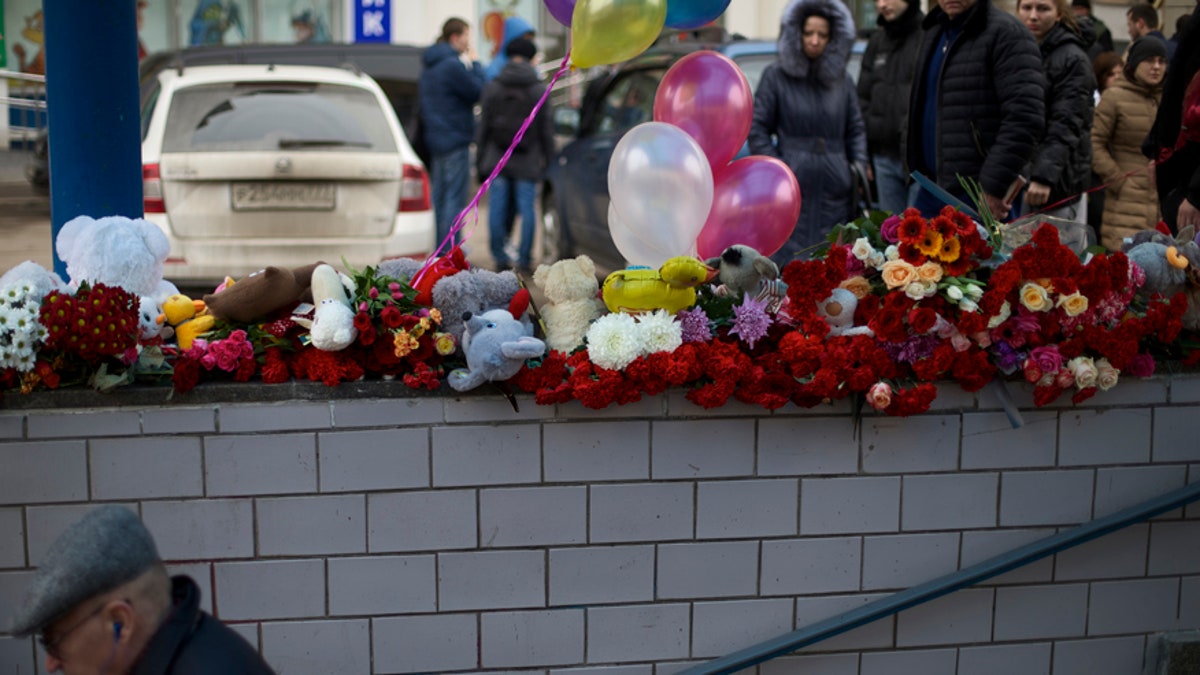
[448,307,546,392]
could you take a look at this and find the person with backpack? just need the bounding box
[477,37,555,275]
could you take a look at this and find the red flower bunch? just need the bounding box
[893,207,993,277]
[40,283,139,363]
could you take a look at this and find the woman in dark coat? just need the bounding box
[1016,0,1096,222]
[749,0,868,265]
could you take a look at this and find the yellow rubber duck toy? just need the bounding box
[158,294,215,350]
[602,256,718,314]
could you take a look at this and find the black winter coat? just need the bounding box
[857,2,924,159]
[1027,22,1096,206]
[475,60,555,182]
[132,576,274,675]
[905,0,1045,201]
[418,42,485,157]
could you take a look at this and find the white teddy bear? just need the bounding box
[55,215,178,302]
[532,255,605,353]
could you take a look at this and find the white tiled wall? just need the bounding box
[2,376,1200,674]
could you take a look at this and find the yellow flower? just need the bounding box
[880,259,918,289]
[916,261,944,284]
[1056,291,1089,317]
[916,230,944,257]
[936,236,962,263]
[393,329,419,358]
[1019,282,1053,312]
[434,332,456,356]
[838,276,873,299]
[428,308,443,324]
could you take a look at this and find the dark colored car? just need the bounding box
[539,37,867,272]
[28,42,423,192]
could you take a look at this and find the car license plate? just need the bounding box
[231,182,336,211]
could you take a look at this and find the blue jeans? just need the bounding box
[872,155,916,214]
[430,146,471,247]
[489,175,536,269]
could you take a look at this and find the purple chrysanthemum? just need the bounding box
[677,307,712,343]
[729,294,771,349]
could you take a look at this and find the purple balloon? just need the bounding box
[545,0,577,26]
[653,50,752,172]
[696,156,801,259]
[665,0,733,29]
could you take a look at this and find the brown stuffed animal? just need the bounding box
[203,262,322,324]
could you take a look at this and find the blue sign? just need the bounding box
[354,0,391,43]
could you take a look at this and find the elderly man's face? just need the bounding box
[41,599,132,675]
[940,0,978,19]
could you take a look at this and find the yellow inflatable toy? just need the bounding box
[601,256,717,314]
[159,294,215,350]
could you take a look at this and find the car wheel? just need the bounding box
[538,188,570,265]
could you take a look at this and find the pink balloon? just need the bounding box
[696,156,801,259]
[653,50,752,172]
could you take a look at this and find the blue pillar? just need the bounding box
[43,0,144,280]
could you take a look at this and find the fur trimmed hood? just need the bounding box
[778,0,856,87]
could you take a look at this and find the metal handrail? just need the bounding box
[1,69,47,84]
[682,480,1200,675]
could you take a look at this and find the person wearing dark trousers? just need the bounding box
[1145,2,1200,233]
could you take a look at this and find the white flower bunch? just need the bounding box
[585,310,683,371]
[0,282,48,373]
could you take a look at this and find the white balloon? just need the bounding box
[608,122,713,258]
[608,203,674,267]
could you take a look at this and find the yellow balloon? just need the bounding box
[571,0,668,69]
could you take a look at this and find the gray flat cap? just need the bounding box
[10,506,160,636]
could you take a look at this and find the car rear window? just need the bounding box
[161,81,397,152]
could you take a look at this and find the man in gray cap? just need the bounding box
[10,505,275,674]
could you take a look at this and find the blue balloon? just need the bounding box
[664,0,733,29]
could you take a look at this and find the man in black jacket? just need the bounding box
[858,0,924,213]
[10,506,275,675]
[906,0,1045,220]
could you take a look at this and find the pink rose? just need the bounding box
[880,214,902,243]
[866,382,893,410]
[1028,345,1062,375]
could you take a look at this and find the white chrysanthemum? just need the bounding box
[586,313,643,371]
[0,305,14,330]
[12,350,36,373]
[637,310,682,355]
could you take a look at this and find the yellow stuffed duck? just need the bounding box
[159,294,215,350]
[601,256,717,314]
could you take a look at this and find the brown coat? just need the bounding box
[1092,77,1162,251]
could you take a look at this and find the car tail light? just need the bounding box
[143,163,165,214]
[400,163,430,212]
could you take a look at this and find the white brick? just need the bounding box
[1051,636,1146,675]
[1058,408,1152,465]
[445,395,556,423]
[480,486,586,547]
[0,637,35,675]
[761,537,861,595]
[862,533,959,591]
[544,421,650,482]
[0,414,21,439]
[204,433,317,496]
[317,428,429,492]
[257,495,365,555]
[27,409,139,438]
[261,619,369,675]
[214,559,325,620]
[590,483,693,543]
[368,489,476,552]
[1088,578,1180,635]
[1094,465,1188,518]
[587,604,690,663]
[1153,406,1200,462]
[1149,521,1200,575]
[1089,377,1168,406]
[142,499,254,560]
[227,623,259,651]
[860,649,956,675]
[999,470,1094,526]
[1054,524,1148,580]
[961,411,1057,469]
[651,419,755,478]
[0,509,24,568]
[142,406,216,434]
[25,503,138,566]
[794,593,894,652]
[862,415,959,473]
[757,417,860,476]
[328,555,435,615]
[691,598,794,658]
[90,436,203,500]
[697,479,797,538]
[330,397,443,427]
[0,441,86,505]
[438,549,545,611]
[219,401,331,432]
[800,476,899,535]
[432,424,541,486]
[895,588,993,646]
[1171,375,1200,402]
[1181,577,1200,626]
[548,545,654,606]
[901,473,998,530]
[993,584,1088,640]
[760,653,859,675]
[657,540,758,599]
[481,609,584,668]
[373,614,478,673]
[956,642,1051,675]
